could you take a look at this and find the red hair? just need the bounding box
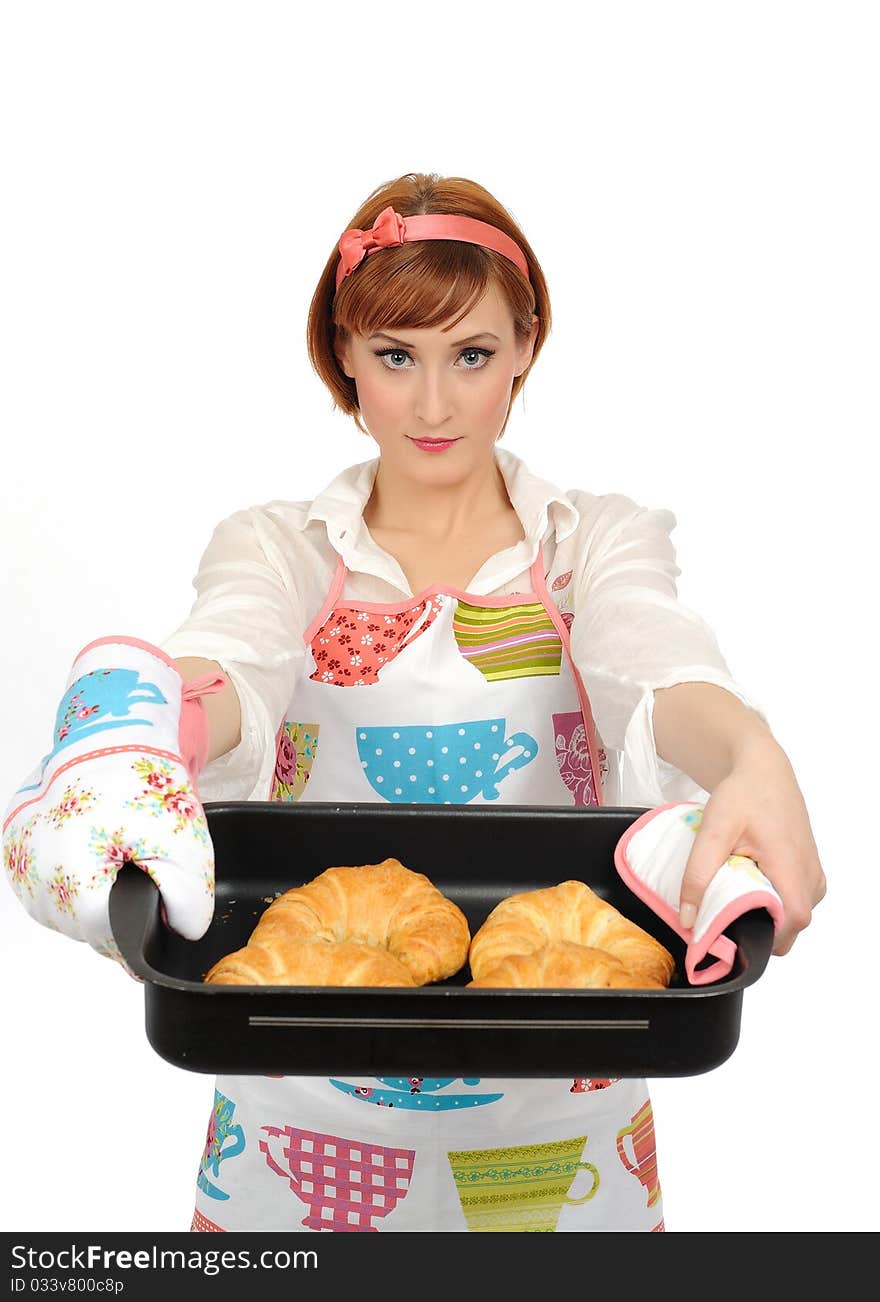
[306,172,552,438]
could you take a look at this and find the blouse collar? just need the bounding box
[304,445,580,595]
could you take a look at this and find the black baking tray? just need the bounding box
[108,801,775,1078]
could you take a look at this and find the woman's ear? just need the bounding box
[514,314,540,377]
[334,329,354,379]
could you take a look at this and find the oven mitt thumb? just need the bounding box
[2,636,226,972]
[613,802,784,985]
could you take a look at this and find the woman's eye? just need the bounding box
[460,348,491,368]
[374,347,494,371]
[382,350,409,368]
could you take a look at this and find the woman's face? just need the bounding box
[334,283,538,483]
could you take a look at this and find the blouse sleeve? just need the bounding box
[160,507,306,802]
[568,494,771,809]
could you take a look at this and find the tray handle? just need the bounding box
[108,863,168,984]
[714,907,775,987]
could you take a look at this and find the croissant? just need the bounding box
[205,937,417,987]
[468,880,674,989]
[468,940,668,989]
[204,858,470,987]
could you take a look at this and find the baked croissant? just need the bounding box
[205,937,417,987]
[468,940,668,989]
[204,857,470,987]
[468,880,675,989]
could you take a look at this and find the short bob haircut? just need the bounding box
[307,172,551,438]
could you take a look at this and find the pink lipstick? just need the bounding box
[408,437,460,453]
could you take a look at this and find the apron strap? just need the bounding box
[303,552,349,645]
[531,542,606,808]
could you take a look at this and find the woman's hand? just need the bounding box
[677,736,826,956]
[2,638,222,971]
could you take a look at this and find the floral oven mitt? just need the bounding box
[614,802,785,984]
[2,637,225,968]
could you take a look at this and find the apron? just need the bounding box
[190,547,665,1232]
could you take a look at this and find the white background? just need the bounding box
[1,1,877,1234]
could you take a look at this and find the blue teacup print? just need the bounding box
[356,718,538,804]
[329,1077,504,1110]
[197,1089,246,1201]
[17,667,169,794]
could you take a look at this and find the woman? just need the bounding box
[3,172,825,1232]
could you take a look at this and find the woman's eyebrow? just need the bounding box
[368,331,501,348]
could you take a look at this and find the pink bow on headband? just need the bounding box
[337,206,407,286]
[334,204,531,291]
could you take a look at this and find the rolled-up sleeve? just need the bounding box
[568,494,770,808]
[161,508,306,802]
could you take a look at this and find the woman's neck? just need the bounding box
[363,452,514,540]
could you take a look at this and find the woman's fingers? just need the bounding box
[678,788,826,953]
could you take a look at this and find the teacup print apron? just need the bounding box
[191,547,665,1232]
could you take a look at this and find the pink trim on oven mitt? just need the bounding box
[613,802,784,985]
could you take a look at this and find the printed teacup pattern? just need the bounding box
[16,667,171,795]
[552,710,604,806]
[452,600,563,683]
[49,668,167,759]
[356,719,538,803]
[308,598,442,687]
[191,1209,225,1232]
[616,1101,661,1208]
[447,1136,600,1232]
[197,1089,246,1201]
[269,721,319,802]
[328,1077,504,1110]
[260,1125,416,1232]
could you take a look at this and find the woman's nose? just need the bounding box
[412,368,455,424]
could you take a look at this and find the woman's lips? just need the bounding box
[408,437,460,452]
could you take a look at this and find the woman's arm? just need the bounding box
[566,492,824,956]
[161,506,308,801]
[652,680,826,954]
[174,656,242,763]
[567,494,777,809]
[652,681,772,790]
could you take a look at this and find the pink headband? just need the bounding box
[335,204,531,292]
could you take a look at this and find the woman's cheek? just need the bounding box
[355,372,406,426]
[477,371,517,424]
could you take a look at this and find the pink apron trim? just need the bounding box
[290,543,604,809]
[530,552,605,809]
[302,552,550,643]
[325,583,542,610]
[303,552,349,646]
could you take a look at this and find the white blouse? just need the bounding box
[160,446,768,809]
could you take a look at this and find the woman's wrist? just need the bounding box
[728,725,784,766]
[725,728,796,795]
